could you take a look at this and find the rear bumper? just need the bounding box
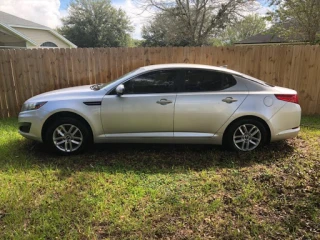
[271,127,300,142]
[269,102,301,141]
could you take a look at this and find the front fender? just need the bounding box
[41,100,104,142]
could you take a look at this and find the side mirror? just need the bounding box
[116,84,125,96]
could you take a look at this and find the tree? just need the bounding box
[141,11,193,47]
[268,0,320,44]
[218,14,267,45]
[59,0,132,48]
[137,0,257,46]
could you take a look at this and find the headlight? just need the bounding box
[21,101,47,112]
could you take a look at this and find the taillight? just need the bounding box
[275,94,299,104]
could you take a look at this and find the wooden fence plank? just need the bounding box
[66,48,74,87]
[109,48,115,81]
[31,49,42,95]
[58,48,68,88]
[311,46,320,114]
[94,48,101,84]
[2,50,19,116]
[99,48,108,83]
[11,49,27,110]
[0,50,9,117]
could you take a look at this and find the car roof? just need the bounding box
[140,63,242,76]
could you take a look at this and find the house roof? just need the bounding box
[0,10,76,48]
[0,11,50,29]
[236,22,308,45]
[235,33,287,44]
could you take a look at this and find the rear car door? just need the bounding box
[174,69,249,136]
[101,69,181,137]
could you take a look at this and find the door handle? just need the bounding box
[156,99,173,105]
[222,97,238,104]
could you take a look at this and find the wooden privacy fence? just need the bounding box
[0,45,320,118]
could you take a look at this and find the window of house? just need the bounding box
[183,70,237,92]
[40,42,58,47]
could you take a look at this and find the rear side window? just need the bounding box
[183,70,236,92]
[123,70,178,94]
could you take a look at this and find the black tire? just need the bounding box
[224,118,268,152]
[44,117,91,155]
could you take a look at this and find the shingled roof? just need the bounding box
[235,33,287,44]
[0,10,49,29]
[235,22,309,45]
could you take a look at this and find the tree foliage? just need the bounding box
[138,0,256,46]
[141,12,193,47]
[217,14,267,45]
[268,0,320,44]
[59,0,132,47]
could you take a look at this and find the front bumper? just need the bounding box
[18,109,48,142]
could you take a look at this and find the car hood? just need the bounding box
[25,85,103,102]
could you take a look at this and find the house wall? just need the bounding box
[0,41,26,47]
[0,26,27,47]
[12,27,70,48]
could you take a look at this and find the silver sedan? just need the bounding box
[18,64,301,154]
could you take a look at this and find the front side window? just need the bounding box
[183,70,236,92]
[123,70,178,94]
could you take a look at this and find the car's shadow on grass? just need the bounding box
[2,138,296,175]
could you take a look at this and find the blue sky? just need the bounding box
[59,0,70,10]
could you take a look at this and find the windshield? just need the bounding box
[101,68,141,89]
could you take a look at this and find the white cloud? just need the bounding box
[113,0,153,39]
[0,0,151,38]
[0,0,65,29]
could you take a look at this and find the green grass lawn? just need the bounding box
[0,117,319,239]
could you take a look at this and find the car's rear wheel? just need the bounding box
[224,118,267,152]
[45,117,91,154]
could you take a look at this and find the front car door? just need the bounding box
[174,69,249,138]
[101,69,181,139]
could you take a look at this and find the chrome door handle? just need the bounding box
[156,99,173,105]
[222,97,238,104]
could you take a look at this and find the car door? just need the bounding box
[101,69,181,137]
[174,69,249,137]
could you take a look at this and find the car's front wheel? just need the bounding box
[45,117,91,154]
[224,118,268,152]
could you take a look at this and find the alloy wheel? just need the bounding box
[233,124,261,151]
[52,124,83,152]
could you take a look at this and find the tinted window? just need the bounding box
[183,70,236,92]
[123,70,178,94]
